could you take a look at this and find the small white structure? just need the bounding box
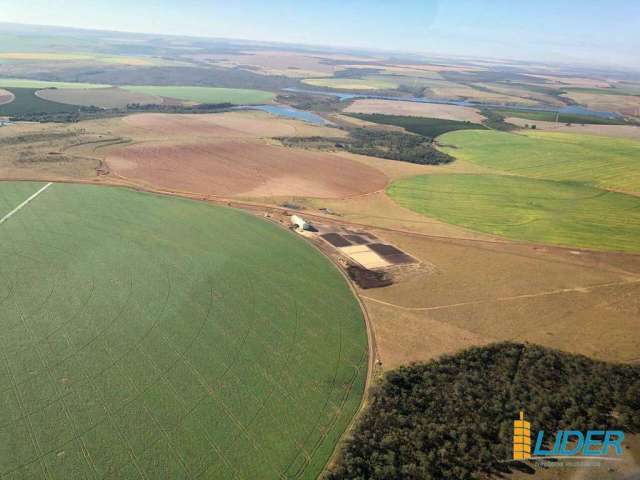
[291,215,308,232]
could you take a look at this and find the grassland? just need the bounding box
[0,88,80,115]
[490,107,627,125]
[438,130,640,194]
[346,113,486,137]
[388,174,640,252]
[301,78,398,91]
[121,86,275,104]
[0,181,367,479]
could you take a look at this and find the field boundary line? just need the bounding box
[0,182,52,225]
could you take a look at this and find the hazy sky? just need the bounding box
[2,0,639,68]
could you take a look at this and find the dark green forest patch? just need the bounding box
[327,342,640,480]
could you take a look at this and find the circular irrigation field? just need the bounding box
[0,182,367,479]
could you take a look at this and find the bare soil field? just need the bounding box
[120,111,344,139]
[35,86,165,108]
[0,88,14,105]
[106,140,388,198]
[506,116,640,139]
[359,230,640,370]
[344,99,486,122]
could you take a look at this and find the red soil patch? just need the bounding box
[107,140,388,198]
[122,112,301,138]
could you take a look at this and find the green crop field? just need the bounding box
[489,108,627,125]
[301,78,398,91]
[388,174,640,252]
[346,113,486,138]
[0,78,109,89]
[0,88,80,115]
[0,182,367,479]
[121,86,275,104]
[438,130,640,194]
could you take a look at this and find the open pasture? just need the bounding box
[121,86,275,105]
[301,77,398,91]
[438,130,640,194]
[344,99,486,122]
[388,173,640,253]
[106,139,388,198]
[0,181,367,479]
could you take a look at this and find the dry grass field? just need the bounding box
[343,99,486,122]
[0,123,119,180]
[360,230,640,370]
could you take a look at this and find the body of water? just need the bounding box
[235,104,331,125]
[281,87,623,120]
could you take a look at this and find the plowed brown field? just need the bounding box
[107,140,388,198]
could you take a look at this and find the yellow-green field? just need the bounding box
[301,77,398,90]
[388,174,640,252]
[387,128,640,252]
[0,181,367,479]
[438,130,640,194]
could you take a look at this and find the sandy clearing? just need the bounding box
[0,88,14,106]
[344,99,486,122]
[106,140,388,198]
[506,117,640,139]
[121,111,344,139]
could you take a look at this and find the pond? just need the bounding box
[235,104,332,125]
